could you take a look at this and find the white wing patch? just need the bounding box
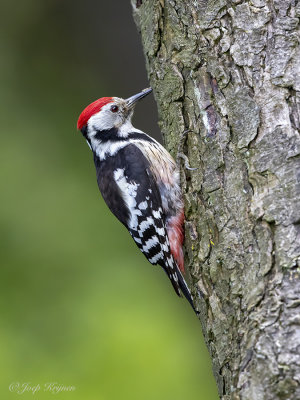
[138,201,148,210]
[156,227,165,236]
[153,209,161,219]
[138,216,155,234]
[149,252,164,264]
[142,236,159,253]
[114,168,142,230]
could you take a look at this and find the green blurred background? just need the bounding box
[0,1,218,399]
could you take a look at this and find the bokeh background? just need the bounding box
[0,1,218,399]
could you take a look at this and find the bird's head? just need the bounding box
[77,88,152,139]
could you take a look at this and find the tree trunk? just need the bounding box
[131,0,300,399]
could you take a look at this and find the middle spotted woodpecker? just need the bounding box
[77,88,196,312]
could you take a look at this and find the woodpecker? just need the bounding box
[77,88,196,312]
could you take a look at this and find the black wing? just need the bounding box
[94,144,191,300]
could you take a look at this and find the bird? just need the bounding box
[77,88,196,312]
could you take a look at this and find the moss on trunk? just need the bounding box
[132,1,300,399]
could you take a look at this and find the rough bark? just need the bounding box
[131,0,300,399]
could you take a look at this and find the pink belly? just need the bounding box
[167,210,185,273]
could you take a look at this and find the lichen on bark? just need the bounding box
[131,0,300,399]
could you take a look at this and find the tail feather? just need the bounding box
[165,261,198,315]
[176,267,198,315]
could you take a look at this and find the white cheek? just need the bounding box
[88,110,116,132]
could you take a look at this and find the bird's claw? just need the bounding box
[177,153,198,170]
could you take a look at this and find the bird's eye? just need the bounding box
[111,105,119,113]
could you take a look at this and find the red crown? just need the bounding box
[77,97,113,130]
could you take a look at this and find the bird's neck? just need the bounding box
[89,123,147,161]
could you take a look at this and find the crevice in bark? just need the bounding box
[132,0,300,398]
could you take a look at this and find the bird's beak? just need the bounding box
[125,88,152,109]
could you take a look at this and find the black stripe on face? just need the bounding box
[80,125,88,137]
[80,126,92,148]
[94,129,156,144]
[94,128,119,142]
